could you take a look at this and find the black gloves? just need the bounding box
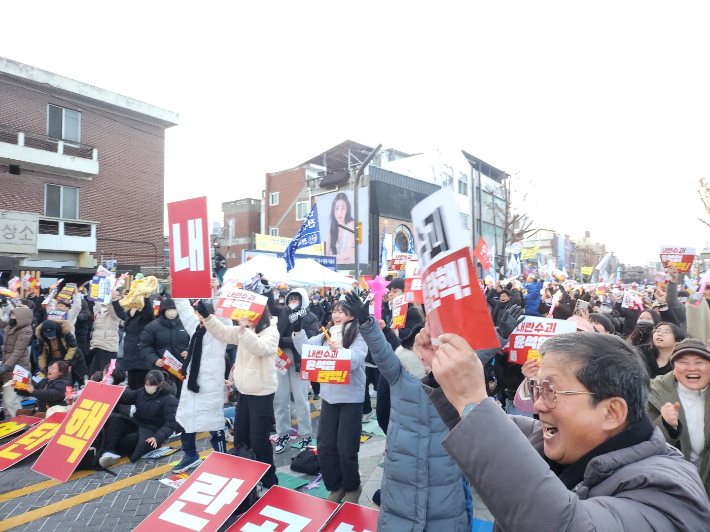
[345,292,370,326]
[293,316,302,333]
[497,304,525,339]
[195,300,213,319]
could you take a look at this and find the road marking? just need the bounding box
[0,432,209,503]
[0,449,214,531]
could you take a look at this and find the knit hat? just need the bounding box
[670,338,710,366]
[401,322,425,350]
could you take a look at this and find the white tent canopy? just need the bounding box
[222,254,354,288]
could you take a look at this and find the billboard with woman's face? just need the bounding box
[315,188,368,269]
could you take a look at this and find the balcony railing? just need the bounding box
[0,125,99,178]
[37,216,98,253]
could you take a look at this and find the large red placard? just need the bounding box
[134,453,269,532]
[0,416,41,440]
[32,382,124,482]
[0,413,66,471]
[168,197,212,299]
[226,486,338,532]
[320,502,380,532]
[300,344,351,385]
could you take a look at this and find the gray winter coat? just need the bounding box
[424,383,710,532]
[360,317,468,532]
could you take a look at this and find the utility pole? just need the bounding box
[337,144,382,284]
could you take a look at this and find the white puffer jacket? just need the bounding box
[203,317,279,396]
[174,298,230,433]
[89,301,121,352]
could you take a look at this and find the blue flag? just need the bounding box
[379,227,388,276]
[284,204,321,271]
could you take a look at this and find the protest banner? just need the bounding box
[8,277,20,293]
[0,413,67,471]
[0,416,41,440]
[390,294,408,329]
[106,260,117,273]
[12,365,30,391]
[56,283,76,303]
[506,317,576,364]
[404,259,423,304]
[300,344,351,384]
[275,348,292,376]
[168,197,212,299]
[153,299,161,316]
[227,486,338,532]
[581,266,594,276]
[88,275,112,304]
[32,382,124,482]
[215,287,267,323]
[411,187,499,349]
[391,252,413,271]
[47,309,68,321]
[660,245,696,273]
[133,453,269,532]
[473,238,492,271]
[160,472,190,489]
[95,265,112,277]
[0,287,19,298]
[520,246,540,261]
[21,274,39,292]
[320,502,380,532]
[163,351,185,381]
[41,279,63,306]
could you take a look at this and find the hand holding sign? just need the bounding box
[414,320,438,369]
[433,333,489,415]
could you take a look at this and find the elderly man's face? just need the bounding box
[534,352,621,465]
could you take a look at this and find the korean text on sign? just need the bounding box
[134,453,269,532]
[506,317,576,365]
[32,382,124,482]
[659,245,696,274]
[168,196,212,299]
[300,344,351,385]
[404,260,423,304]
[0,416,40,440]
[227,485,338,532]
[319,502,380,532]
[390,294,408,329]
[275,348,292,376]
[0,413,67,472]
[411,187,499,350]
[215,287,267,323]
[163,351,185,381]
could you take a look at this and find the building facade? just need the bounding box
[219,198,262,268]
[0,57,177,282]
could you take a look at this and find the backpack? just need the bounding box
[290,448,320,475]
[228,443,259,514]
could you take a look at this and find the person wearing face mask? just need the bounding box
[98,369,179,467]
[88,290,122,376]
[639,322,687,379]
[648,338,710,495]
[0,306,34,417]
[14,360,72,416]
[138,298,190,397]
[346,292,469,531]
[264,282,320,453]
[626,309,661,347]
[112,293,155,390]
[308,293,325,324]
[292,299,368,504]
[36,318,88,385]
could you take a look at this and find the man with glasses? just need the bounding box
[415,328,710,531]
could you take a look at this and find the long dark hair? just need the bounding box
[329,193,353,254]
[627,309,661,346]
[321,301,358,348]
[254,305,272,335]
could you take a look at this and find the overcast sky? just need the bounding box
[3,2,709,265]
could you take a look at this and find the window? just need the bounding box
[476,186,481,202]
[296,201,309,221]
[48,105,81,143]
[458,173,469,196]
[269,227,279,236]
[269,192,279,206]
[476,218,482,234]
[45,184,79,219]
[460,213,470,230]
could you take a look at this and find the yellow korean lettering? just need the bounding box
[57,434,86,463]
[19,423,60,451]
[0,422,24,438]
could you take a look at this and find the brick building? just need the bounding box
[0,57,177,282]
[218,198,262,267]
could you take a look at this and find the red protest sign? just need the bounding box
[320,502,380,532]
[163,351,185,381]
[0,412,67,471]
[404,260,423,304]
[506,317,576,364]
[133,453,269,532]
[300,344,351,384]
[32,382,124,482]
[215,286,267,323]
[226,486,338,532]
[411,188,499,350]
[168,197,212,299]
[153,299,161,316]
[660,244,696,273]
[390,294,408,329]
[275,347,292,375]
[391,252,413,271]
[473,238,491,271]
[0,416,41,440]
